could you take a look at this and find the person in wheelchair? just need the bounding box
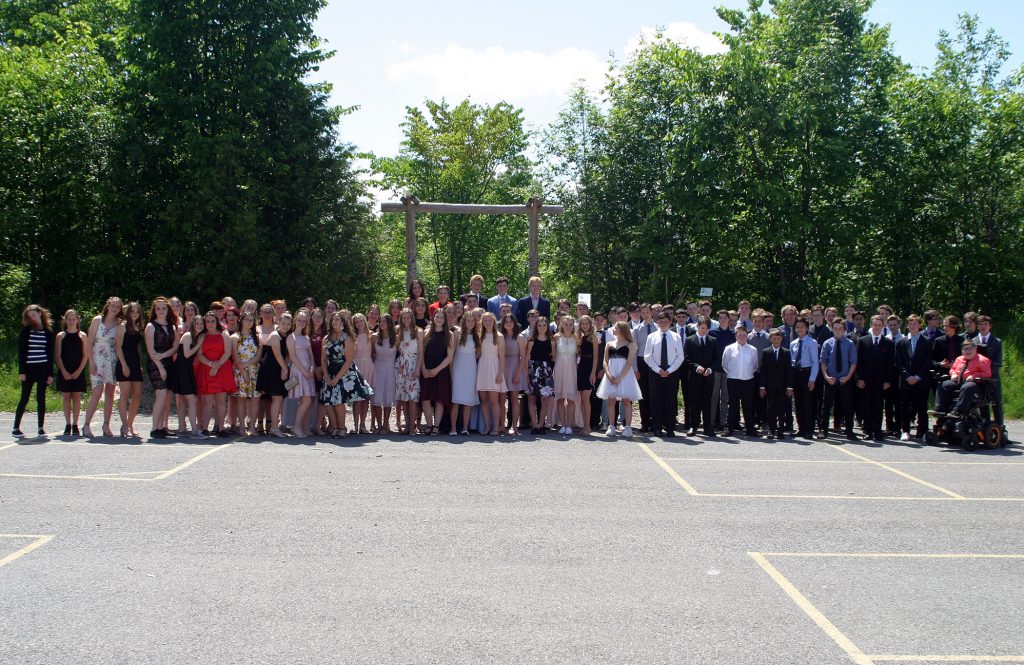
[928,339,992,420]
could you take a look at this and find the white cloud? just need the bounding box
[625,21,727,57]
[387,43,608,103]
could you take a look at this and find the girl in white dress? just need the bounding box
[450,311,480,435]
[552,315,579,435]
[475,312,506,435]
[596,321,643,438]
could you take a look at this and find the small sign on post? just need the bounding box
[699,287,714,298]
[577,293,592,308]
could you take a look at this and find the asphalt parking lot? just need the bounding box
[1,414,1022,665]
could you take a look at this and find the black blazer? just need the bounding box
[895,335,932,388]
[759,346,793,391]
[516,296,550,328]
[855,334,896,385]
[684,334,717,378]
[932,333,964,370]
[459,291,487,307]
[974,334,1002,377]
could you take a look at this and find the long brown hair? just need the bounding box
[396,308,417,341]
[377,313,397,348]
[458,311,478,347]
[425,308,451,348]
[21,304,51,330]
[100,296,125,322]
[147,296,179,327]
[576,315,597,347]
[614,320,634,344]
[500,313,521,338]
[123,301,144,334]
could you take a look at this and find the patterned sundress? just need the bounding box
[233,334,261,398]
[395,330,420,402]
[91,320,118,386]
[319,333,374,405]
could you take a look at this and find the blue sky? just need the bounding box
[312,0,1023,170]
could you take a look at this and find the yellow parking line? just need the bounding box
[659,457,859,463]
[0,534,54,568]
[0,473,153,481]
[636,442,699,495]
[761,552,1024,559]
[699,493,1024,502]
[150,442,233,481]
[0,442,17,452]
[828,444,966,499]
[748,552,873,665]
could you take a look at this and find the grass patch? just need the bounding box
[0,338,65,414]
[999,318,1023,420]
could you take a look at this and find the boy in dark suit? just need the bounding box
[895,314,932,440]
[855,315,896,441]
[759,329,792,439]
[684,318,717,436]
[974,315,1003,427]
[515,275,550,328]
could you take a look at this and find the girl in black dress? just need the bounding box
[14,304,54,438]
[576,315,600,436]
[56,309,89,435]
[420,308,455,436]
[173,316,204,438]
[146,297,180,439]
[525,317,555,434]
[115,302,145,437]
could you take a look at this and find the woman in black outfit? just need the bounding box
[55,309,89,435]
[14,304,55,438]
[115,302,146,437]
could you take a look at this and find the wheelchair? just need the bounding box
[924,377,1006,450]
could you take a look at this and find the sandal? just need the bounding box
[429,426,439,436]
[103,424,114,437]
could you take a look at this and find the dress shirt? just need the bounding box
[486,293,516,316]
[950,354,992,381]
[643,329,684,374]
[721,342,759,381]
[819,337,857,378]
[633,319,656,370]
[737,318,754,331]
[790,335,820,382]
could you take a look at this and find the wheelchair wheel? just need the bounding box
[922,431,939,446]
[983,424,1004,449]
[962,426,981,451]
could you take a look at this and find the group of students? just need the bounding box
[11,274,1005,444]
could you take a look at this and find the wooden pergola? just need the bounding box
[380,197,564,283]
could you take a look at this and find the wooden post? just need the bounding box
[527,197,541,277]
[402,195,419,283]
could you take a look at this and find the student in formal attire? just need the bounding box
[930,340,991,419]
[747,311,772,428]
[931,315,964,380]
[83,297,123,438]
[525,316,555,434]
[195,311,237,437]
[406,279,427,309]
[464,294,480,313]
[921,310,942,343]
[552,315,579,435]
[350,313,375,434]
[736,301,754,331]
[142,298,177,439]
[643,311,684,437]
[721,326,759,436]
[963,312,979,338]
[843,303,858,334]
[590,311,609,430]
[420,308,455,436]
[366,304,381,334]
[824,307,839,324]
[55,310,88,436]
[974,315,1003,427]
[576,302,590,319]
[708,310,735,431]
[759,330,792,439]
[855,315,895,441]
[632,303,656,433]
[487,276,516,317]
[790,317,819,439]
[319,311,354,438]
[371,314,398,434]
[450,311,480,436]
[262,312,291,438]
[230,311,262,436]
[895,314,932,441]
[883,314,904,435]
[429,285,452,317]
[499,313,525,435]
[851,311,868,340]
[684,318,717,436]
[819,319,858,440]
[413,298,430,329]
[114,302,145,438]
[808,306,831,431]
[473,312,506,436]
[459,274,487,306]
[597,321,643,438]
[324,299,339,319]
[13,305,55,438]
[394,309,423,435]
[307,309,328,435]
[516,276,551,328]
[574,315,600,437]
[387,299,403,323]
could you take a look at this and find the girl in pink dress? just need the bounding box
[475,312,506,435]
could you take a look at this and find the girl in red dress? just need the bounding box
[195,312,236,436]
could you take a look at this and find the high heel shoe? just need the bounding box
[63,425,72,436]
[120,426,128,438]
[82,425,94,438]
[102,423,114,438]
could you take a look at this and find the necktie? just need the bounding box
[874,336,879,347]
[836,341,844,376]
[982,336,988,345]
[660,333,669,370]
[911,337,916,357]
[647,323,652,334]
[795,338,803,366]
[774,348,779,362]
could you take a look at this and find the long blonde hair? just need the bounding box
[614,320,634,344]
[480,311,500,345]
[576,315,598,347]
[458,311,478,347]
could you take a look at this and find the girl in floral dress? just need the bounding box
[232,311,262,435]
[394,308,423,435]
[83,296,123,438]
[320,312,373,437]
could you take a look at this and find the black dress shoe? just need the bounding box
[846,432,858,440]
[704,430,716,437]
[63,425,72,435]
[72,425,80,435]
[725,429,735,436]
[664,430,675,438]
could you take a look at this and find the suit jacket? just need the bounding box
[895,335,933,389]
[973,334,1002,378]
[759,346,793,391]
[459,291,487,307]
[683,334,718,379]
[486,293,517,317]
[515,295,550,328]
[855,334,896,386]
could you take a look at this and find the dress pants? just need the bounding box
[648,371,679,433]
[884,384,901,434]
[751,372,766,426]
[936,379,979,414]
[859,382,885,437]
[687,373,714,434]
[765,387,787,436]
[792,369,815,436]
[726,378,756,434]
[900,382,929,436]
[710,371,729,429]
[637,365,653,430]
[822,380,854,435]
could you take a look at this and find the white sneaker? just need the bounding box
[605,426,616,437]
[622,426,633,438]
[562,427,571,435]
[900,432,910,441]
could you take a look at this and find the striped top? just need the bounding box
[18,325,54,373]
